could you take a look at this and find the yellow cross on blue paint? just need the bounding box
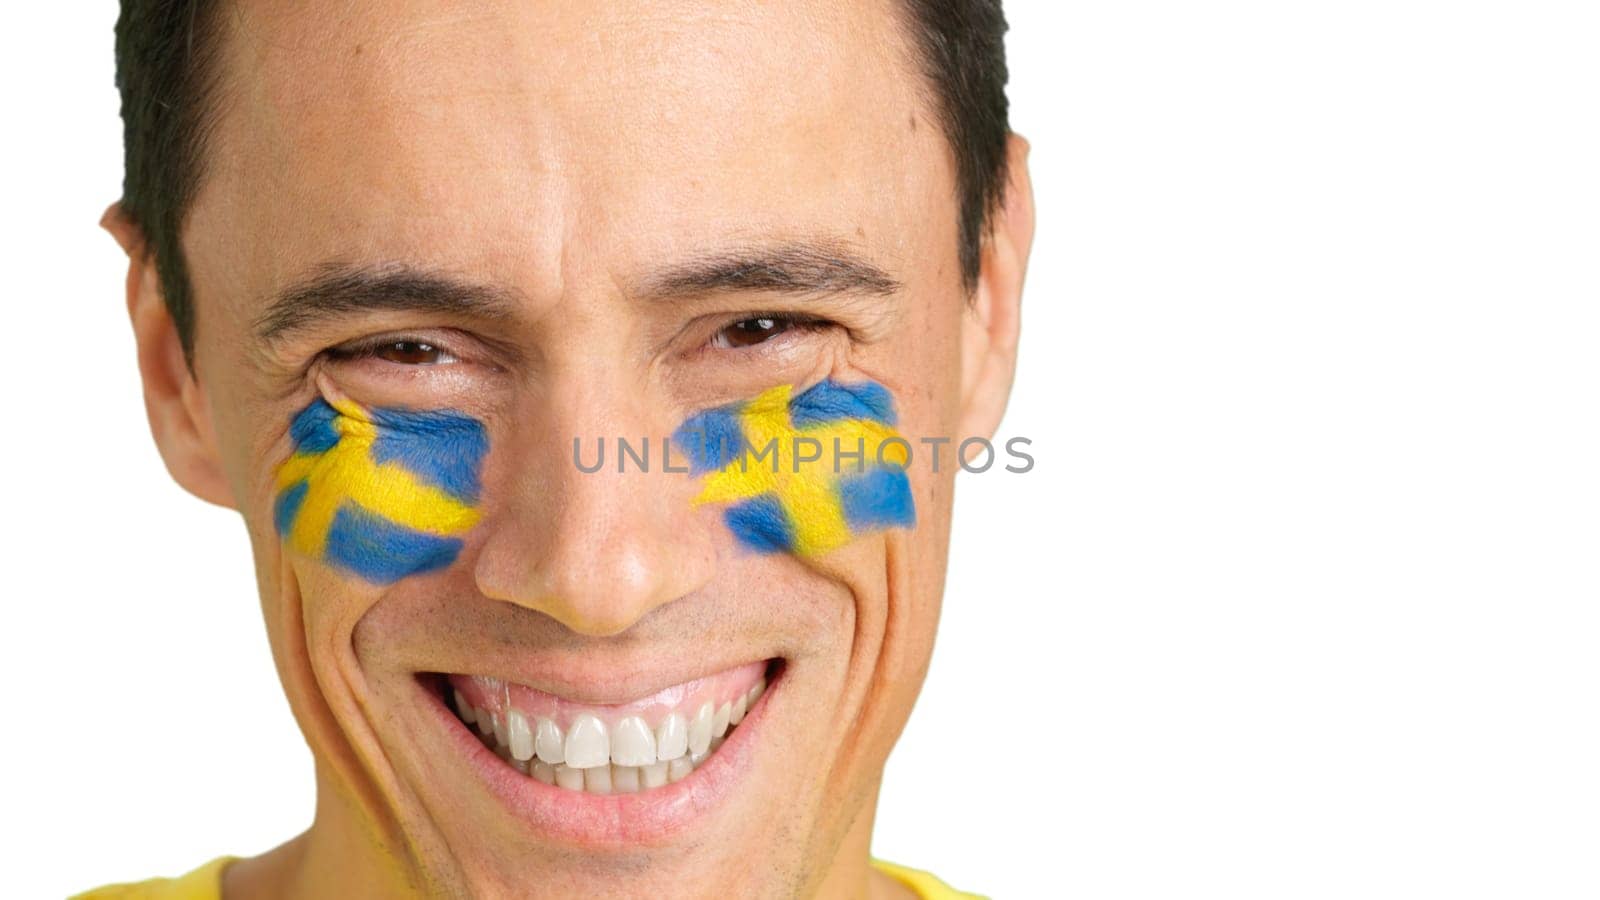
[674,380,915,557]
[273,398,487,584]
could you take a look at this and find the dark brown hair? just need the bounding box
[113,1,1010,362]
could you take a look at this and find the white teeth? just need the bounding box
[668,756,694,783]
[583,765,612,795]
[688,702,714,756]
[535,717,564,765]
[456,671,772,794]
[554,764,584,791]
[612,765,640,793]
[611,716,657,767]
[507,709,535,762]
[641,761,669,789]
[564,714,610,769]
[655,713,689,761]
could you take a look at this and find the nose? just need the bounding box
[473,372,716,636]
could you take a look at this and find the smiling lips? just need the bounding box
[447,661,769,795]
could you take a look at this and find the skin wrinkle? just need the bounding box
[273,555,404,895]
[313,545,461,897]
[111,1,1031,897]
[821,553,889,898]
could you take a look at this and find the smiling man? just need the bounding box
[87,1,1031,898]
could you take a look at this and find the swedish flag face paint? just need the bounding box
[273,398,488,584]
[673,379,916,557]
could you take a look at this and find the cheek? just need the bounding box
[271,398,489,585]
[672,378,915,561]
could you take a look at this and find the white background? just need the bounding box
[5,1,1598,897]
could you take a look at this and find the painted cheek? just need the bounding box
[672,379,916,558]
[272,397,489,585]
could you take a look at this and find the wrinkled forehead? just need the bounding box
[185,0,953,335]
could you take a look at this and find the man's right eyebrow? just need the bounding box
[254,262,521,343]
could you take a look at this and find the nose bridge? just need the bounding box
[475,363,712,636]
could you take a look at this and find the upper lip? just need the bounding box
[430,656,776,706]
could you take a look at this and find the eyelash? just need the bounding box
[324,335,461,364]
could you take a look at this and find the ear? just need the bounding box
[102,202,236,509]
[957,133,1035,441]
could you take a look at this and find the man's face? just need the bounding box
[145,1,1018,896]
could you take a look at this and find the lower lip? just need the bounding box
[425,664,778,848]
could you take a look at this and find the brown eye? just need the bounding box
[375,340,447,364]
[715,317,794,349]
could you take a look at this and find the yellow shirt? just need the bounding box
[74,856,984,899]
[70,857,234,900]
[872,859,988,899]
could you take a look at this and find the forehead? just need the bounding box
[189,0,952,322]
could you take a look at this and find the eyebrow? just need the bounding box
[637,239,903,302]
[254,262,521,343]
[254,240,902,343]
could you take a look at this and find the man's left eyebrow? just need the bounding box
[254,261,520,343]
[635,239,904,303]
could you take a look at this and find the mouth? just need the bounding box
[416,657,783,845]
[441,661,771,795]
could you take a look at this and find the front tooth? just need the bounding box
[453,689,472,723]
[688,702,714,755]
[510,756,530,775]
[584,765,613,795]
[611,716,657,766]
[655,713,689,760]
[690,749,709,766]
[564,714,610,768]
[535,718,564,765]
[641,761,669,789]
[667,756,694,783]
[532,761,556,785]
[554,764,584,791]
[475,707,494,737]
[491,712,509,748]
[612,765,640,793]
[712,702,731,738]
[507,710,535,761]
[730,692,747,725]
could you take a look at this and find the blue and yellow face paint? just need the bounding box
[673,379,915,557]
[273,398,488,584]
